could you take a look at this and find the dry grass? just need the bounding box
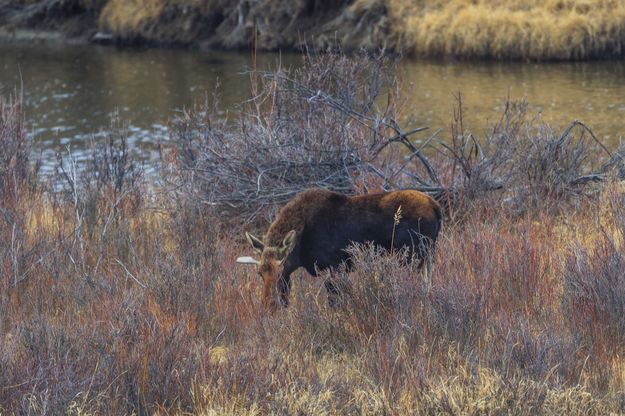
[6,0,625,59]
[3,53,625,414]
[96,0,625,58]
[391,0,625,59]
[3,167,625,414]
[98,0,217,44]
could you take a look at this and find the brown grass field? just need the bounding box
[2,52,625,414]
[4,0,625,59]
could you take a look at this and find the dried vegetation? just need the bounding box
[392,0,625,59]
[2,52,625,414]
[4,0,625,59]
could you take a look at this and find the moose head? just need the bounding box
[236,230,297,311]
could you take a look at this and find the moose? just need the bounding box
[237,188,442,311]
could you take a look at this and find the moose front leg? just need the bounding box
[277,273,292,307]
[324,271,348,308]
[324,279,340,307]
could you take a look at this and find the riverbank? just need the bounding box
[2,0,625,60]
[0,0,393,50]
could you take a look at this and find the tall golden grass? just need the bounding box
[391,0,625,59]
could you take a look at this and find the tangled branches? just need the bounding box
[168,50,625,222]
[169,50,414,221]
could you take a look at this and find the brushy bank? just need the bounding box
[3,0,625,59]
[2,52,625,414]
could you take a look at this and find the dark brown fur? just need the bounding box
[248,188,442,309]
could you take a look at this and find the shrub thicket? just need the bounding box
[2,52,625,414]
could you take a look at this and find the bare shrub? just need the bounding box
[426,212,587,383]
[506,122,621,211]
[0,93,38,311]
[0,93,31,200]
[563,188,625,350]
[284,243,431,355]
[337,244,430,339]
[52,117,143,276]
[169,54,625,226]
[438,94,625,217]
[168,50,432,222]
[55,116,141,205]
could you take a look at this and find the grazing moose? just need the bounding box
[237,188,442,311]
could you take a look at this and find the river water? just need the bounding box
[1,42,624,174]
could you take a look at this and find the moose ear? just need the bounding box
[245,232,265,254]
[236,256,260,265]
[279,230,297,259]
